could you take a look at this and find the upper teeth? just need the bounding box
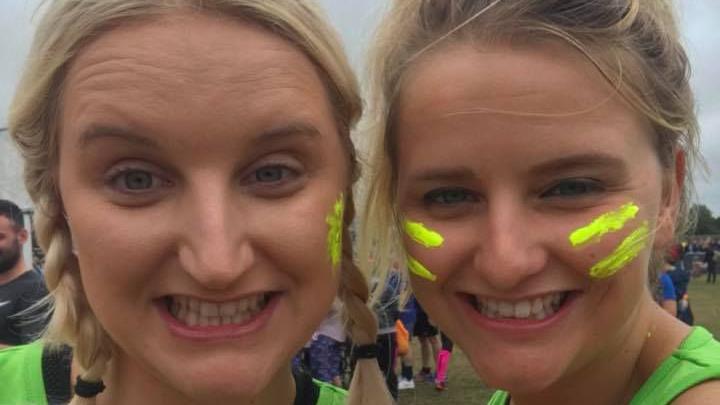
[475,292,566,320]
[169,294,269,327]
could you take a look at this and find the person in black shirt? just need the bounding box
[706,242,717,284]
[0,199,48,346]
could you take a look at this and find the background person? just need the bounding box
[0,199,48,347]
[706,241,717,284]
[373,263,401,399]
[657,260,678,317]
[396,294,417,390]
[412,301,439,382]
[307,299,347,387]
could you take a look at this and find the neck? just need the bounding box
[0,259,27,285]
[511,293,689,405]
[96,352,296,405]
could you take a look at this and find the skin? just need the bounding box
[58,12,346,405]
[394,41,698,404]
[0,215,29,349]
[0,215,28,285]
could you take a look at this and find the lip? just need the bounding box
[156,292,282,342]
[456,291,581,339]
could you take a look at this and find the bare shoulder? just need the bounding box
[672,380,720,404]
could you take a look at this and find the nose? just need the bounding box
[473,199,546,291]
[177,181,254,290]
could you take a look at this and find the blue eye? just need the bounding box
[110,169,162,192]
[123,171,153,190]
[424,188,476,205]
[542,179,603,198]
[254,165,292,183]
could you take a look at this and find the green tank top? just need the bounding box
[314,380,347,405]
[0,340,47,405]
[487,327,720,405]
[0,341,346,405]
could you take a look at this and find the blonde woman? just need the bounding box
[361,0,720,403]
[1,1,393,404]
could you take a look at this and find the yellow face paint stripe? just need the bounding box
[569,202,639,247]
[589,220,649,279]
[326,194,344,269]
[406,255,437,282]
[404,220,444,248]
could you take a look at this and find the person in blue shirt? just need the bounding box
[657,263,677,317]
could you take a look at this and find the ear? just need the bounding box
[653,149,685,251]
[16,228,29,245]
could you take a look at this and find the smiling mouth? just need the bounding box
[164,293,277,327]
[468,291,576,321]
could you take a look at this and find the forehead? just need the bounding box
[60,11,334,143]
[394,40,653,155]
[391,41,662,186]
[66,11,317,91]
[0,216,16,234]
[399,40,631,121]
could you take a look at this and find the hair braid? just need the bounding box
[338,190,394,405]
[338,190,377,344]
[34,201,112,404]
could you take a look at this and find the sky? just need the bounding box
[1,0,718,213]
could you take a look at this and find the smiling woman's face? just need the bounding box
[57,12,346,401]
[394,41,677,394]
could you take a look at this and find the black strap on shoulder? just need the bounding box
[42,344,73,405]
[293,366,320,405]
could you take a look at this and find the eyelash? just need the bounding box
[540,178,604,198]
[421,178,604,207]
[423,187,478,206]
[247,164,299,186]
[106,166,170,194]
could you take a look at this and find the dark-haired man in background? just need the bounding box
[0,199,48,347]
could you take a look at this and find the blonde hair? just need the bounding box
[9,1,390,403]
[360,0,701,288]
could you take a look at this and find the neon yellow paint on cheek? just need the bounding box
[326,194,344,269]
[406,255,438,282]
[569,202,639,247]
[589,220,649,279]
[403,219,443,282]
[404,220,444,248]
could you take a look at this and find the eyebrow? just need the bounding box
[77,121,322,150]
[528,153,628,176]
[250,122,322,147]
[408,153,628,183]
[78,124,159,149]
[409,166,477,183]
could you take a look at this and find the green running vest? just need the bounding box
[487,327,720,405]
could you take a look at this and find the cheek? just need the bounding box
[255,196,340,287]
[563,219,654,280]
[73,212,165,315]
[402,225,474,284]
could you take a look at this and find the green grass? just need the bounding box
[397,277,720,405]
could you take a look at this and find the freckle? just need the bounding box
[589,253,597,259]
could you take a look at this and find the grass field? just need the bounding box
[397,278,720,405]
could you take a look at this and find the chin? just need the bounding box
[174,370,273,402]
[155,352,284,402]
[468,347,567,394]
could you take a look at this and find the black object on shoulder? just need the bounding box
[75,376,106,398]
[353,343,379,359]
[292,366,320,405]
[42,344,73,404]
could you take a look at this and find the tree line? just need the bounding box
[691,204,720,235]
